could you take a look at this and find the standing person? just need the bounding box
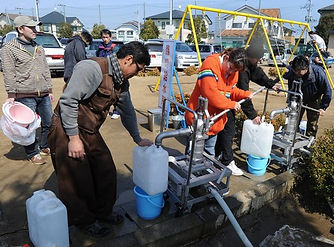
[63,31,92,83]
[1,15,54,165]
[48,41,152,238]
[308,31,326,52]
[185,48,252,157]
[96,29,116,57]
[215,43,279,176]
[96,29,121,119]
[283,55,331,137]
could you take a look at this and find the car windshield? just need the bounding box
[35,35,60,48]
[89,41,100,50]
[214,46,223,53]
[146,44,163,52]
[176,43,193,52]
[199,46,210,52]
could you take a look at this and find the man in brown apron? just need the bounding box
[48,41,152,238]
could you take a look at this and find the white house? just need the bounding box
[216,5,291,48]
[0,13,21,27]
[145,10,212,43]
[114,21,140,42]
[40,11,83,37]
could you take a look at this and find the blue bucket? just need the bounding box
[247,155,271,176]
[133,186,164,220]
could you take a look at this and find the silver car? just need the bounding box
[190,44,224,61]
[175,41,199,69]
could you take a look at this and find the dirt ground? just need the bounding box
[0,65,333,246]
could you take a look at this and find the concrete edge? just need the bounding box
[92,170,295,247]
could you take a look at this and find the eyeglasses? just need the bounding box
[135,62,144,73]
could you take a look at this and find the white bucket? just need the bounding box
[171,115,184,129]
[2,102,35,127]
[26,189,69,247]
[299,120,307,135]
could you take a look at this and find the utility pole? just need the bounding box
[143,2,146,22]
[58,4,66,23]
[137,6,141,40]
[98,4,102,25]
[169,0,173,39]
[35,0,40,31]
[258,0,261,15]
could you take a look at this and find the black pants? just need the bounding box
[299,98,321,137]
[215,111,235,166]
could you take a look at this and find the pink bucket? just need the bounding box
[2,102,35,128]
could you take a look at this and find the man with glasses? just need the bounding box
[282,55,331,137]
[48,41,152,238]
[1,15,54,165]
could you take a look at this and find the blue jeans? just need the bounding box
[204,135,217,156]
[15,95,52,158]
[185,134,217,156]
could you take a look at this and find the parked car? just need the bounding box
[267,46,295,67]
[85,39,124,58]
[310,51,334,68]
[144,40,163,68]
[0,31,64,74]
[175,41,199,69]
[189,44,224,61]
[59,38,69,48]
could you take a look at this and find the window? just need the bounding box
[127,31,133,36]
[232,23,242,28]
[162,22,165,30]
[248,23,255,28]
[72,26,77,31]
[42,25,50,32]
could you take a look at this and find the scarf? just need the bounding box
[108,53,126,89]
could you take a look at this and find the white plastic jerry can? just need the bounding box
[133,144,169,195]
[240,119,274,158]
[26,189,69,247]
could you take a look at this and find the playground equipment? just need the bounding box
[174,5,333,90]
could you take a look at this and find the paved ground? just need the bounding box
[0,66,333,246]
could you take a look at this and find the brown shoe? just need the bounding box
[29,154,46,165]
[40,148,51,156]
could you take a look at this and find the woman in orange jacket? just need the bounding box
[185,48,252,164]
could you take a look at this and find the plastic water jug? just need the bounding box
[240,119,274,158]
[133,144,169,195]
[26,189,69,247]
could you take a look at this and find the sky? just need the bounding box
[1,0,333,32]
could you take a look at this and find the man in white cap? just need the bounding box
[1,15,54,165]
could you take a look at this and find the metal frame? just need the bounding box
[174,5,333,90]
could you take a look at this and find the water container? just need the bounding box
[133,144,169,195]
[240,119,274,158]
[26,189,69,247]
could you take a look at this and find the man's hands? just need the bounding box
[319,109,326,116]
[252,116,262,125]
[5,98,15,104]
[68,135,86,159]
[49,93,55,102]
[137,138,153,146]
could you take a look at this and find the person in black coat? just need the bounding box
[215,43,278,176]
[63,31,92,83]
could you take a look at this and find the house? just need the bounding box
[328,30,334,55]
[318,4,334,16]
[114,21,140,42]
[0,13,35,27]
[145,10,212,43]
[216,5,293,48]
[40,11,83,37]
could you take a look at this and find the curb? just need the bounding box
[71,170,295,246]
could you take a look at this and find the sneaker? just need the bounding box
[227,160,244,176]
[40,148,51,156]
[83,220,110,238]
[29,154,46,165]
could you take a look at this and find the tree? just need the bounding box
[315,13,334,46]
[0,24,14,36]
[91,24,106,39]
[59,22,73,38]
[186,17,207,44]
[139,19,159,41]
